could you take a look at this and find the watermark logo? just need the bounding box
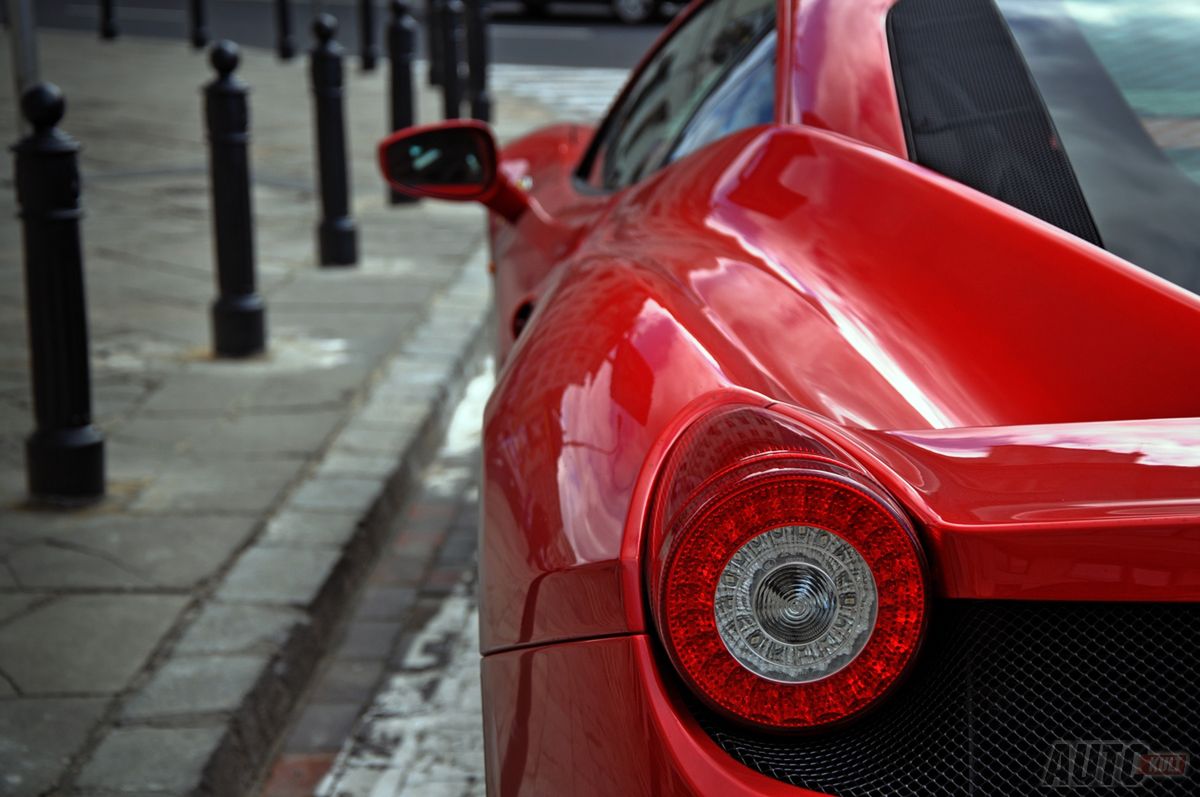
[1043,741,1189,788]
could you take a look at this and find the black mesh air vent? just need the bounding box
[887,0,1102,246]
[690,601,1200,796]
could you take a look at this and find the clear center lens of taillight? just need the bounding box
[715,525,877,683]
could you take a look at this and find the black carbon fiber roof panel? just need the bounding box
[888,0,1102,246]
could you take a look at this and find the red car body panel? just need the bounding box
[482,635,823,796]
[775,408,1200,602]
[787,0,907,156]
[470,0,1200,791]
[482,122,1200,653]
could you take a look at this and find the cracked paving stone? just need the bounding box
[0,595,188,693]
[4,544,138,589]
[115,410,345,457]
[138,372,269,415]
[0,698,108,797]
[3,516,251,590]
[0,594,42,625]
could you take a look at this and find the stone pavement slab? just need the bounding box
[3,515,250,589]
[0,594,188,694]
[122,654,270,719]
[0,698,108,797]
[175,603,307,655]
[0,26,563,797]
[77,726,227,793]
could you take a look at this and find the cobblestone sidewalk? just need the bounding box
[0,29,555,797]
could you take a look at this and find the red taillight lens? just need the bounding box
[647,407,927,731]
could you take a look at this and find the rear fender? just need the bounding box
[480,254,779,654]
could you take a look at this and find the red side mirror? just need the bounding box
[378,120,528,223]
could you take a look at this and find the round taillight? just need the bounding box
[648,408,927,731]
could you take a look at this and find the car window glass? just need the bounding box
[668,30,777,164]
[996,0,1200,291]
[588,0,776,190]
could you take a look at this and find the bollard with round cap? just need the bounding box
[310,15,359,266]
[204,41,268,358]
[12,83,106,505]
[387,0,420,204]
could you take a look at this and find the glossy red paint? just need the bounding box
[784,412,1200,601]
[482,634,818,796]
[484,123,601,360]
[788,0,908,157]
[377,0,1200,790]
[481,120,1200,653]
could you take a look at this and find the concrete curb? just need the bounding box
[84,251,493,797]
[212,251,493,797]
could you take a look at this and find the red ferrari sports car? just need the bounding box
[381,0,1200,793]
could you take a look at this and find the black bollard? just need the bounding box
[310,15,358,267]
[440,0,464,120]
[189,0,209,49]
[275,0,295,59]
[99,0,118,39]
[464,0,491,122]
[204,42,267,358]
[427,0,444,87]
[13,84,105,504]
[359,0,379,71]
[387,0,420,205]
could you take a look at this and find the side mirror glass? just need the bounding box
[379,121,497,201]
